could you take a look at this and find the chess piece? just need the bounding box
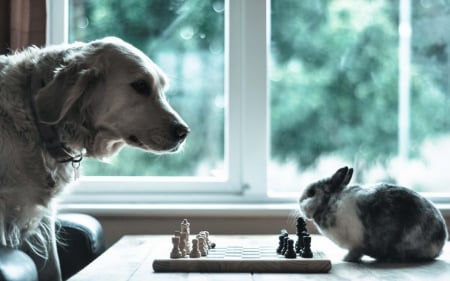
[179,232,188,256]
[184,238,192,255]
[296,217,308,254]
[199,231,210,249]
[201,231,216,249]
[180,219,191,255]
[170,236,182,258]
[276,231,288,254]
[199,231,207,245]
[284,239,297,259]
[189,238,201,258]
[181,219,190,234]
[301,235,313,258]
[276,234,285,254]
[281,236,289,255]
[197,233,209,254]
[198,236,208,256]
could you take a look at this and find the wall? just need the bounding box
[61,204,450,248]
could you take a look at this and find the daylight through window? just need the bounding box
[69,0,226,178]
[54,0,450,202]
[269,0,450,194]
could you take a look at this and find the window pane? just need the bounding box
[270,0,450,193]
[69,0,225,177]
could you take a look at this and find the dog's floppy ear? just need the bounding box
[34,62,100,124]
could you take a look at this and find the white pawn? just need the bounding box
[170,236,182,258]
[198,236,208,256]
[189,238,201,258]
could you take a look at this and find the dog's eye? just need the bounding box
[130,80,151,96]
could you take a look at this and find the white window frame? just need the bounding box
[47,0,450,207]
[47,0,277,204]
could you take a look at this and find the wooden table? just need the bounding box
[69,235,450,281]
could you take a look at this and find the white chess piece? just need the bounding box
[181,219,191,254]
[181,219,190,234]
[189,238,201,258]
[179,232,188,256]
[200,231,207,248]
[170,236,182,258]
[198,236,207,256]
[201,230,215,249]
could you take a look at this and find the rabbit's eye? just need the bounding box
[307,189,315,197]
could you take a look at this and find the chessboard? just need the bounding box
[152,218,332,273]
[152,242,331,273]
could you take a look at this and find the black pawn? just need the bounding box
[276,230,288,254]
[284,239,297,259]
[281,236,289,255]
[301,235,313,258]
[276,234,285,254]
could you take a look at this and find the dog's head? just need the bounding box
[34,37,189,158]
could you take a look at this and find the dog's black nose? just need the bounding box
[173,123,190,141]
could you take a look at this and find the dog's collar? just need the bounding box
[36,122,83,164]
[30,98,83,165]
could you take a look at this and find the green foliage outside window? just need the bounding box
[70,0,225,176]
[70,0,450,189]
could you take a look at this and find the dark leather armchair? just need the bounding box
[0,213,105,281]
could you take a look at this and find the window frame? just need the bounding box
[47,0,276,204]
[47,0,450,206]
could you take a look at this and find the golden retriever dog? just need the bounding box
[0,37,189,280]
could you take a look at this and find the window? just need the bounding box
[48,0,450,204]
[269,0,450,196]
[49,0,265,203]
[69,0,226,179]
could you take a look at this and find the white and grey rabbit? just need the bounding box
[299,166,448,262]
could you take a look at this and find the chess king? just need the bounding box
[299,166,448,262]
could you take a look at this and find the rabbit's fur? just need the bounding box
[299,166,448,262]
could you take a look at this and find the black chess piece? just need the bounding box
[295,217,308,254]
[284,239,297,259]
[276,230,288,254]
[281,236,289,255]
[301,235,313,258]
[276,234,285,254]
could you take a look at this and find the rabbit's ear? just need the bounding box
[34,63,100,124]
[343,168,353,185]
[329,166,351,191]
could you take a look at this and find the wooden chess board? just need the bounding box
[152,241,331,273]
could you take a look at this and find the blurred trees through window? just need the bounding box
[70,0,225,177]
[69,0,450,192]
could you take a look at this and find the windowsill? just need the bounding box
[58,202,299,217]
[59,202,450,218]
